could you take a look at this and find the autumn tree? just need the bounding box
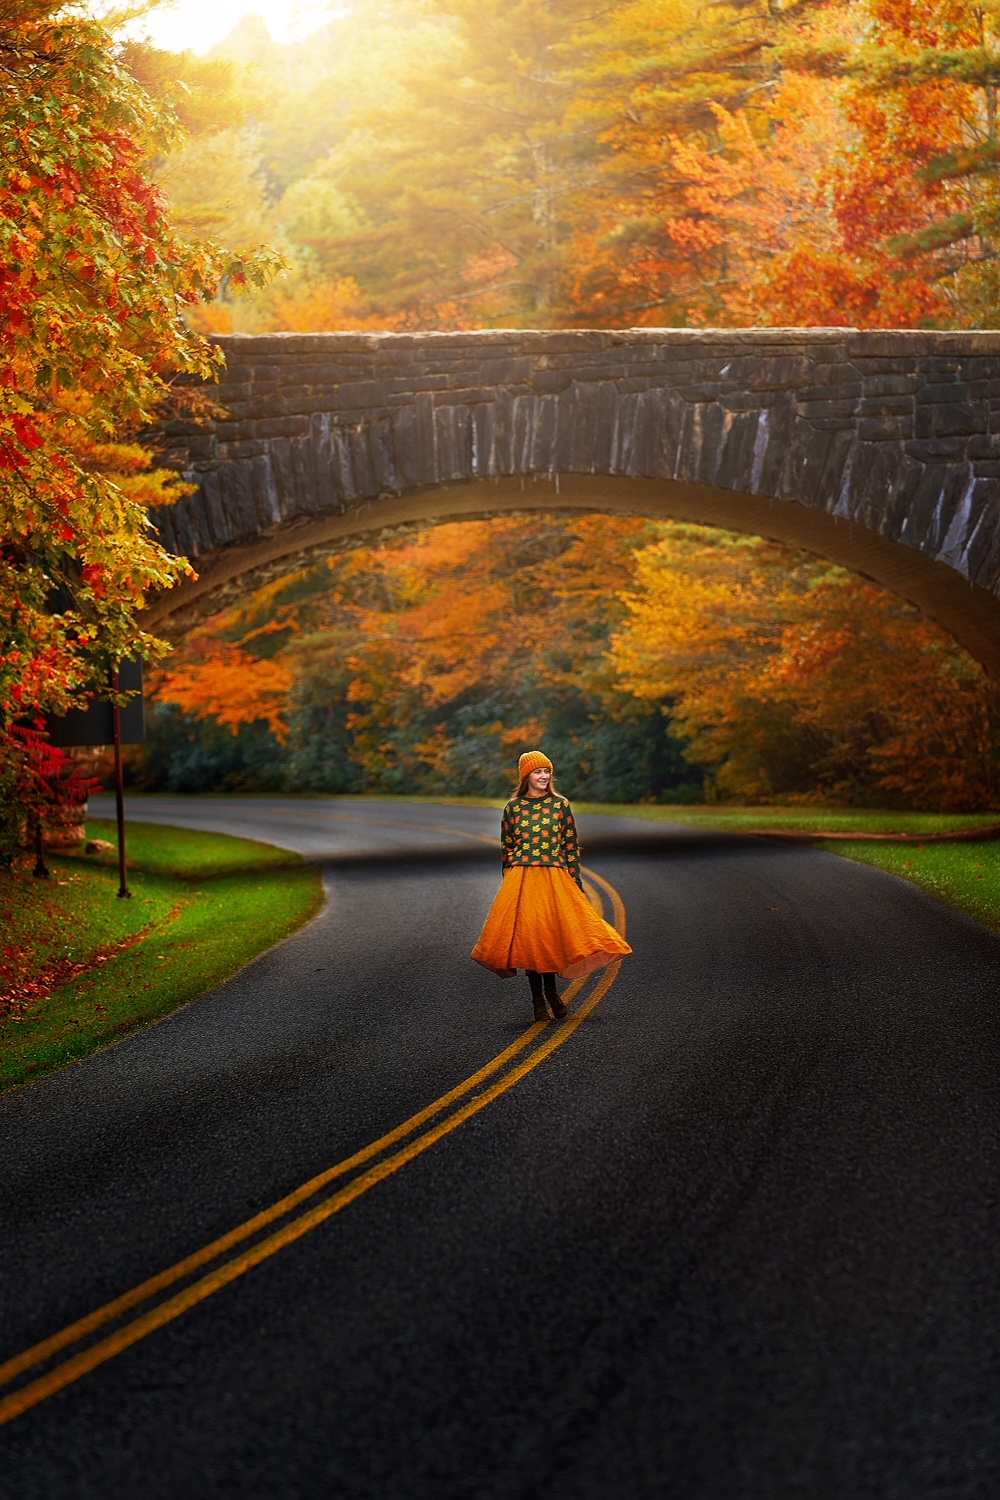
[823,0,1000,327]
[561,0,848,325]
[587,68,851,327]
[688,0,1000,326]
[0,0,279,731]
[303,0,603,326]
[610,524,1000,808]
[150,516,694,800]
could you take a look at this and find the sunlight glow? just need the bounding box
[117,1,336,54]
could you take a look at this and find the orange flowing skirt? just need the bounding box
[471,865,631,979]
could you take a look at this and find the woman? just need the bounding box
[471,750,631,1022]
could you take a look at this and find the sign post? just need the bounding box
[46,658,144,900]
[110,666,131,899]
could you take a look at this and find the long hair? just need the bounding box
[514,770,558,798]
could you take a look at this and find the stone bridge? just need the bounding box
[148,328,1000,676]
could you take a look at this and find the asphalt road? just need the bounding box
[3,795,1000,1499]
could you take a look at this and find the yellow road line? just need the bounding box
[0,865,626,1426]
[0,954,622,1427]
[0,975,581,1390]
[0,830,586,1391]
[580,867,626,934]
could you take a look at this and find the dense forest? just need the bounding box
[138,0,1000,809]
[4,0,1000,820]
[131,0,1000,816]
[144,514,1000,809]
[172,0,1000,334]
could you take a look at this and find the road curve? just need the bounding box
[3,795,1000,1499]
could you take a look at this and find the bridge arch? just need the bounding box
[148,329,1000,675]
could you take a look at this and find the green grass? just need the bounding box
[84,819,310,879]
[0,819,323,1093]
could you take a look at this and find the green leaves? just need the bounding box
[887,212,977,260]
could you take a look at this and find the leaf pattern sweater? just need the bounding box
[500,793,583,889]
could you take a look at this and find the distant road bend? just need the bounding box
[2,795,999,1499]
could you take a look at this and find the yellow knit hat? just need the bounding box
[518,750,553,780]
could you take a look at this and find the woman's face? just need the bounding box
[527,766,552,795]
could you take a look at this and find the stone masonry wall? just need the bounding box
[152,328,1000,598]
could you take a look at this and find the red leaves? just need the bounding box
[10,413,43,451]
[0,932,147,1022]
[0,4,278,726]
[6,725,102,824]
[79,562,108,598]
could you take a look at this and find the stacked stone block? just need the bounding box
[152,328,1000,598]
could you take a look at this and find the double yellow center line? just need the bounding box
[0,865,626,1427]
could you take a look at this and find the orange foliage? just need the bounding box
[188,276,402,335]
[565,0,992,329]
[664,75,850,326]
[153,516,653,788]
[152,515,1000,810]
[611,526,1000,808]
[569,54,853,327]
[322,515,650,784]
[260,278,400,333]
[159,0,997,334]
[762,1,981,325]
[156,645,294,742]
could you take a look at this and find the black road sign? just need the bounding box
[45,659,145,747]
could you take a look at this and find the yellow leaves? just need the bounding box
[609,521,1000,808]
[3,392,34,416]
[259,278,399,336]
[612,527,810,698]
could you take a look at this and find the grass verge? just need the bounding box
[568,803,995,836]
[0,819,323,1093]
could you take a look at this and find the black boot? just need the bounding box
[543,973,567,1019]
[527,970,548,1023]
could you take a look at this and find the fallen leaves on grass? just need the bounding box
[0,929,152,1021]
